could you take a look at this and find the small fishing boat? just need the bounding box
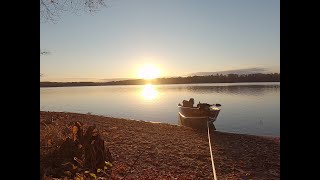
[178,98,221,129]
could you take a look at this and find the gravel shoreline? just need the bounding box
[40,111,280,179]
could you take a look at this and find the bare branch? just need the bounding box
[40,50,50,55]
[40,0,107,23]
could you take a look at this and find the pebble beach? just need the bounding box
[40,111,280,179]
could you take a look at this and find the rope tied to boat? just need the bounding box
[207,119,217,180]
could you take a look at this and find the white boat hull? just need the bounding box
[178,105,220,129]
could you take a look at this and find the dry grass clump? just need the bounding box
[40,115,112,180]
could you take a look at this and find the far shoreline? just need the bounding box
[40,81,280,88]
[40,73,280,87]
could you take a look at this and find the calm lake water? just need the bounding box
[40,82,280,136]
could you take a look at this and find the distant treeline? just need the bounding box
[40,73,280,87]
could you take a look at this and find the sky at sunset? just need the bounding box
[40,0,279,82]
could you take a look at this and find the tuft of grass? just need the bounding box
[40,119,113,180]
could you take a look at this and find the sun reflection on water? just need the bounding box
[141,84,158,100]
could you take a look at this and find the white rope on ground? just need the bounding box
[207,120,217,180]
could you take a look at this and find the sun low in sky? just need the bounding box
[137,64,161,80]
[40,1,279,82]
